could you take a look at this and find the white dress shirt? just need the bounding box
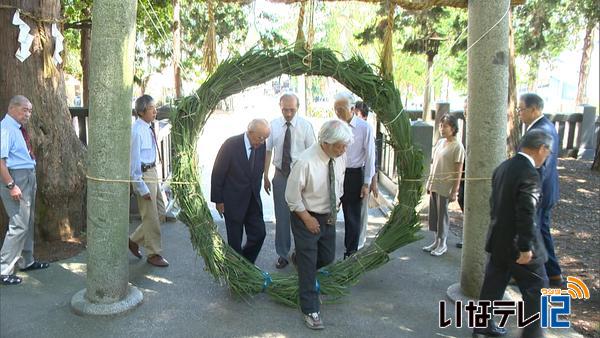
[244,132,252,158]
[344,115,376,185]
[285,143,346,214]
[266,115,316,169]
[130,119,158,196]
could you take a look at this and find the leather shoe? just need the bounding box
[549,276,567,288]
[275,257,288,269]
[147,254,169,267]
[128,239,142,259]
[472,325,507,337]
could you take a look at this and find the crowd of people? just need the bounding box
[1,92,564,336]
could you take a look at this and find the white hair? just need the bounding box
[318,120,353,145]
[333,92,354,110]
[8,95,30,110]
[247,118,269,132]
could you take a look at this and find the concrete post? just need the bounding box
[71,0,143,315]
[447,0,509,301]
[433,102,450,144]
[577,105,597,160]
[410,121,434,178]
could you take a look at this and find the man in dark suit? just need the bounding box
[517,93,563,287]
[474,130,552,338]
[211,119,271,263]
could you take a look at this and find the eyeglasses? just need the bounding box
[516,107,528,113]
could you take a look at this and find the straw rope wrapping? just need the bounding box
[172,47,424,306]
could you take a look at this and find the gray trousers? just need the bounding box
[273,169,292,260]
[291,211,336,315]
[428,192,449,241]
[0,168,36,275]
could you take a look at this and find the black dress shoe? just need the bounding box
[472,325,507,337]
[275,257,288,269]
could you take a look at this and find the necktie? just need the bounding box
[20,126,35,160]
[149,124,163,164]
[249,147,256,172]
[327,158,337,225]
[281,121,292,177]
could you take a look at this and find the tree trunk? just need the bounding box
[80,7,92,107]
[526,57,539,92]
[506,9,520,156]
[0,0,86,242]
[423,55,434,121]
[576,21,595,106]
[593,133,600,172]
[172,0,182,98]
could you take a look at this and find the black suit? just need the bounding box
[479,154,548,338]
[211,133,266,263]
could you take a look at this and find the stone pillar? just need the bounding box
[410,121,434,178]
[433,102,450,144]
[577,105,597,160]
[448,0,509,301]
[71,0,143,315]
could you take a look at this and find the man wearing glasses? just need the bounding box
[517,93,563,288]
[211,119,271,263]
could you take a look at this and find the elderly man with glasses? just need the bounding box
[211,119,271,263]
[517,93,563,288]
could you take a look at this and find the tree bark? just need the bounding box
[576,21,595,106]
[0,0,86,242]
[80,7,92,107]
[172,0,182,98]
[506,8,520,156]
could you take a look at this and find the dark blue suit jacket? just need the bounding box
[210,133,265,223]
[529,116,560,209]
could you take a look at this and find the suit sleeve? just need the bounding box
[514,171,541,252]
[211,140,231,203]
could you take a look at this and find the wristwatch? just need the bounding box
[6,181,15,190]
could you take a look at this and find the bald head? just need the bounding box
[246,118,270,148]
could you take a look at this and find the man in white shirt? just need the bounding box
[285,119,352,330]
[264,93,316,269]
[128,95,168,267]
[333,93,376,258]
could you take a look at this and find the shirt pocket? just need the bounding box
[140,135,153,151]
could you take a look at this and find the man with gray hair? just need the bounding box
[128,95,170,267]
[333,92,376,258]
[285,119,352,330]
[264,93,316,269]
[474,129,552,338]
[1,95,49,285]
[211,118,270,263]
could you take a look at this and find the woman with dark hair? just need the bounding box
[353,101,370,120]
[423,114,465,256]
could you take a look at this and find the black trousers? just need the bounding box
[224,194,266,263]
[479,257,548,338]
[291,211,336,315]
[341,167,363,254]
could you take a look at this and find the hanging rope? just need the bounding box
[202,0,218,73]
[301,0,316,66]
[294,1,307,51]
[380,0,395,81]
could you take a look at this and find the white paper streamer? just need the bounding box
[12,10,34,62]
[51,23,64,65]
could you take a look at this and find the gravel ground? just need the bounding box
[449,158,600,337]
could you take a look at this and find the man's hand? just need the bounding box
[263,177,271,195]
[360,184,369,199]
[216,203,225,218]
[303,215,320,234]
[370,180,379,199]
[449,191,458,202]
[516,251,533,265]
[142,193,151,201]
[9,185,22,201]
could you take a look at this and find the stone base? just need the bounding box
[447,282,517,303]
[71,285,143,316]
